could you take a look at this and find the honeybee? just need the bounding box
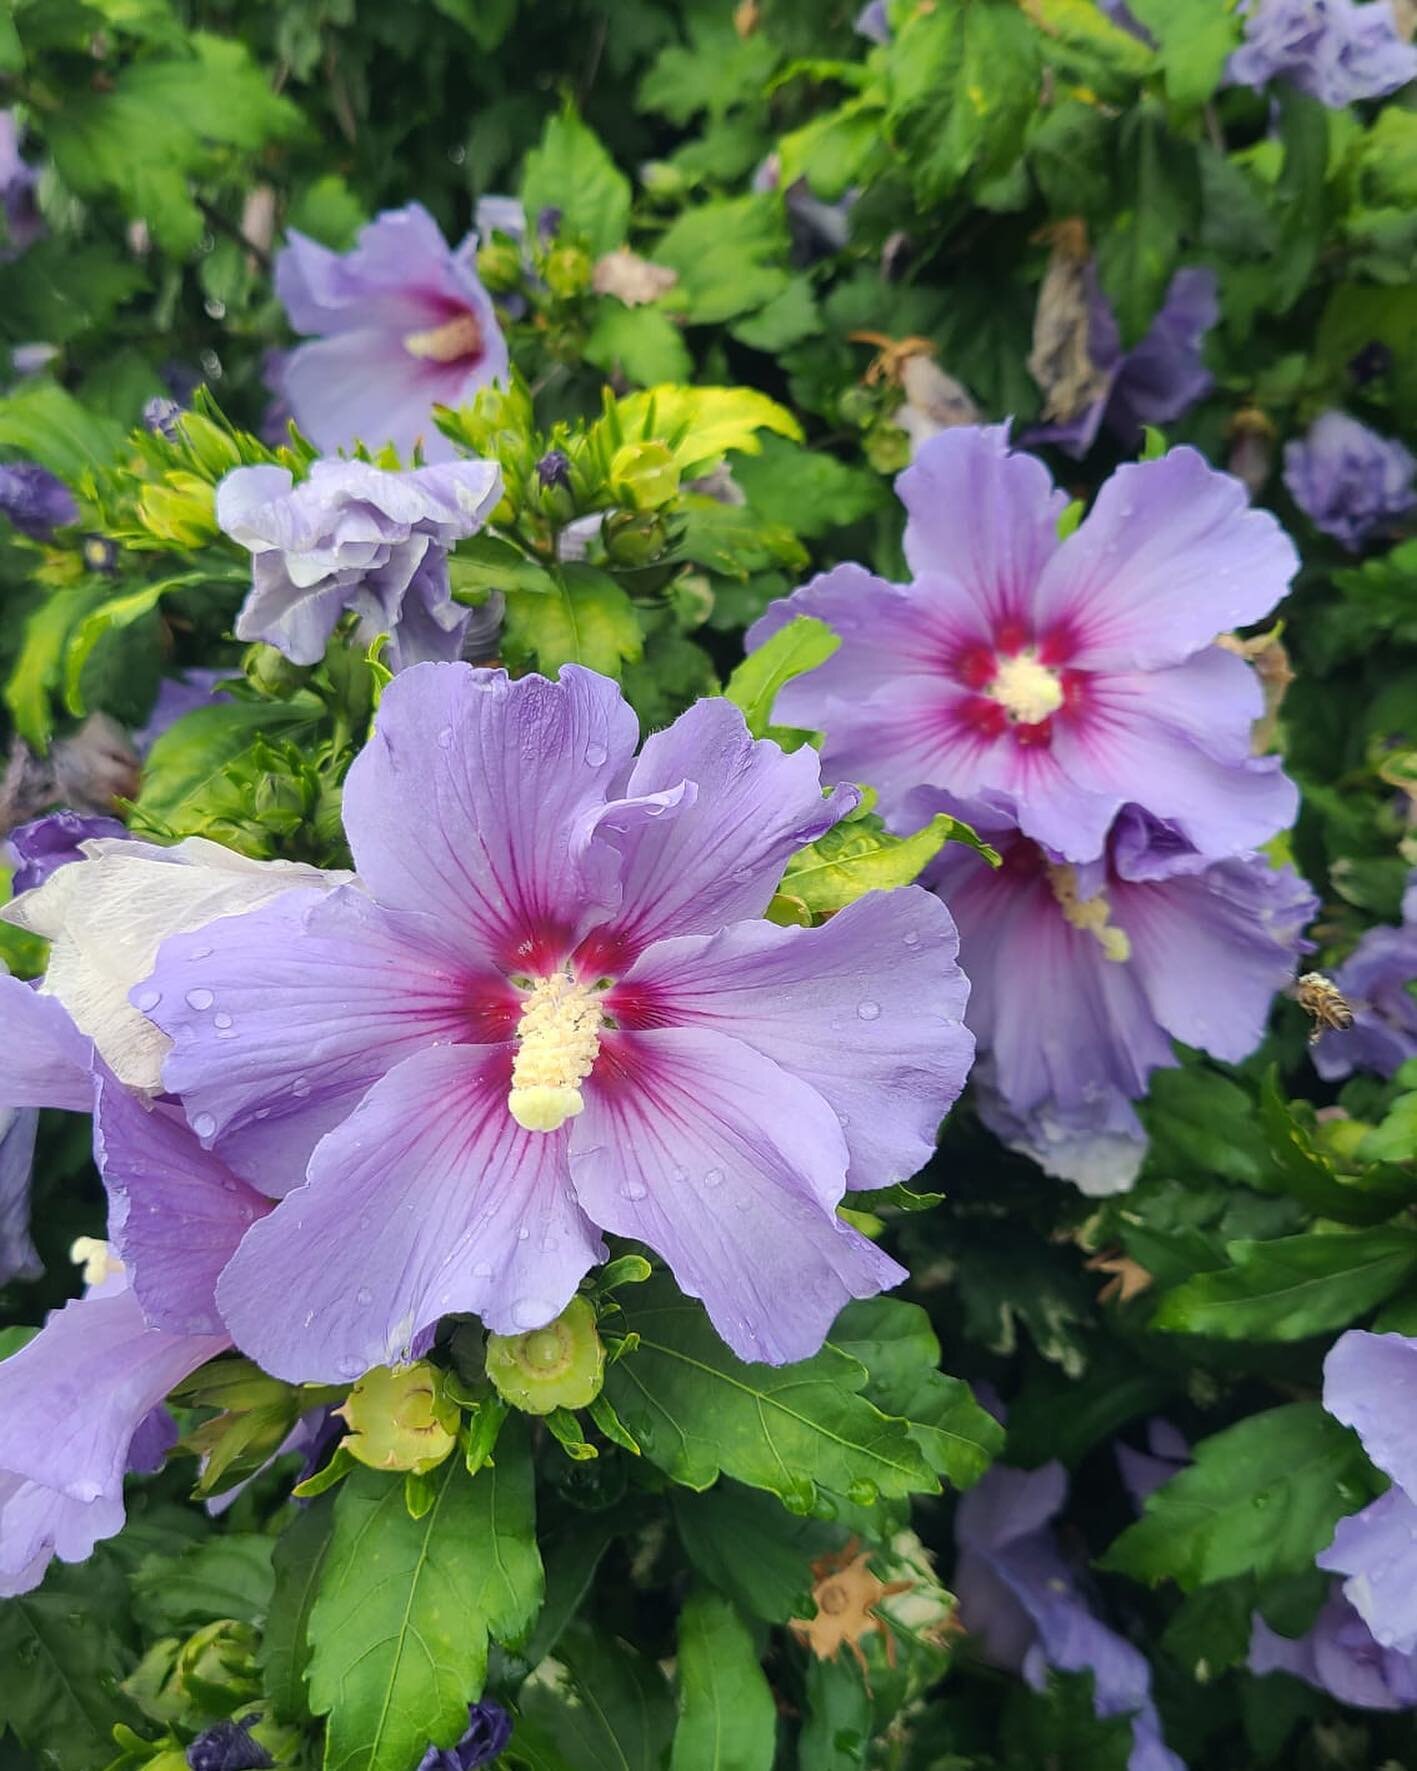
[1295,972,1355,1044]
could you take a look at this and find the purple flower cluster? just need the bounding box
[1283,411,1417,551]
[750,424,1312,1190]
[1229,0,1417,107]
[1312,870,1417,1080]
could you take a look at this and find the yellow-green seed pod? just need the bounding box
[485,1294,605,1416]
[337,1361,460,1474]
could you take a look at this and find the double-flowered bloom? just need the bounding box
[1228,0,1417,107]
[1283,411,1417,552]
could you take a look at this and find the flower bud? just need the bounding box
[243,642,313,699]
[543,245,593,300]
[336,1361,460,1474]
[610,440,679,512]
[476,239,524,294]
[176,413,244,480]
[485,1294,604,1416]
[138,475,218,548]
[604,508,668,566]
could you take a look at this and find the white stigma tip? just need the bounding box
[992,652,1064,724]
[509,1084,586,1134]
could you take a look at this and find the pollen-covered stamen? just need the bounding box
[1046,864,1131,963]
[70,1235,124,1288]
[403,312,483,363]
[991,651,1065,724]
[508,973,604,1133]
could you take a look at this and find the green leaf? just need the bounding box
[0,379,122,478]
[261,1496,334,1723]
[286,176,366,249]
[640,19,778,124]
[134,696,323,831]
[782,812,994,915]
[797,1656,872,1771]
[1101,1403,1376,1591]
[448,534,557,599]
[63,573,208,716]
[502,564,643,678]
[1125,0,1239,105]
[308,1422,543,1771]
[1095,100,1200,346]
[730,279,822,353]
[830,1299,1003,1489]
[672,1485,830,1624]
[508,1625,674,1771]
[602,1273,937,1507]
[5,581,110,748]
[653,197,791,325]
[131,1534,274,1635]
[723,615,838,738]
[615,384,802,475]
[521,107,631,256]
[731,436,884,540]
[1151,1228,1417,1341]
[670,1590,775,1771]
[585,301,693,388]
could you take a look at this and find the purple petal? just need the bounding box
[215,1044,604,1382]
[612,888,973,1188]
[0,1473,125,1598]
[1251,1589,1417,1711]
[7,812,127,893]
[1324,1329,1417,1494]
[280,332,468,465]
[0,1111,40,1286]
[1319,1489,1417,1656]
[568,1025,904,1364]
[0,975,94,1111]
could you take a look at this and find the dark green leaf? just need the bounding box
[261,1496,334,1723]
[131,1534,274,1634]
[508,1625,674,1771]
[670,1590,775,1771]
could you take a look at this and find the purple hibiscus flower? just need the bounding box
[1312,871,1417,1081]
[1252,1588,1417,1709]
[923,802,1315,1193]
[418,1702,512,1771]
[217,457,502,669]
[134,663,974,1373]
[1283,411,1417,551]
[0,111,42,259]
[1229,0,1417,106]
[7,811,127,894]
[747,425,1299,864]
[954,1460,1185,1771]
[1319,1329,1417,1654]
[1025,267,1219,460]
[0,461,77,538]
[274,203,508,464]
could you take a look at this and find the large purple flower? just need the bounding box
[136,664,974,1373]
[954,1460,1184,1771]
[748,425,1299,863]
[1228,0,1417,106]
[274,203,508,464]
[216,457,502,669]
[1250,1588,1417,1710]
[926,802,1316,1193]
[1283,411,1417,551]
[1026,267,1219,461]
[1319,1329,1417,1654]
[1312,871,1417,1081]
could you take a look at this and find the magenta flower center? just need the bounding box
[507,972,606,1132]
[403,311,484,366]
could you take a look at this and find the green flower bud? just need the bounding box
[137,474,218,547]
[476,239,525,294]
[610,440,680,511]
[486,1294,604,1416]
[864,419,911,475]
[604,509,668,568]
[337,1361,460,1474]
[177,1621,262,1719]
[176,412,244,479]
[243,642,313,698]
[543,245,594,300]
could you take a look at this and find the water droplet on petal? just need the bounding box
[338,1356,364,1379]
[192,1112,217,1140]
[185,987,214,1010]
[188,945,213,961]
[473,1261,493,1278]
[584,740,608,766]
[517,1226,531,1241]
[856,999,881,1021]
[291,1076,311,1099]
[213,1011,233,1030]
[134,987,161,1012]
[903,929,920,948]
[355,1287,373,1307]
[620,1179,648,1201]
[703,1167,724,1189]
[437,726,455,749]
[731,866,754,884]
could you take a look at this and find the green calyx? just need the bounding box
[337,1361,460,1474]
[486,1295,605,1416]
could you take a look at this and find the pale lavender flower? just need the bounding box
[8,812,126,894]
[924,802,1315,1193]
[137,664,974,1373]
[1251,1589,1417,1709]
[417,1703,512,1771]
[1116,1418,1190,1508]
[0,462,77,537]
[1312,871,1417,1080]
[855,2,892,44]
[954,1461,1185,1771]
[750,425,1300,864]
[216,457,501,669]
[1026,267,1219,460]
[1229,0,1417,105]
[274,203,508,463]
[0,112,42,259]
[1283,412,1417,550]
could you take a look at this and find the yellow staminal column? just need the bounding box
[508,973,603,1133]
[1046,864,1131,963]
[991,652,1065,724]
[403,313,483,362]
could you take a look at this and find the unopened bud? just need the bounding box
[610,440,679,512]
[138,475,218,548]
[336,1362,459,1474]
[476,240,523,294]
[543,245,592,300]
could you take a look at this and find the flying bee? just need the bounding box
[1295,972,1354,1044]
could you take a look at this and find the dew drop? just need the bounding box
[188,945,213,961]
[338,1356,364,1379]
[703,1167,724,1189]
[291,1076,312,1099]
[213,1011,233,1030]
[670,1167,689,1184]
[355,1287,373,1307]
[437,726,455,749]
[856,999,881,1021]
[185,987,215,1011]
[902,929,920,948]
[192,1112,217,1140]
[584,740,608,766]
[620,1179,648,1201]
[517,1226,531,1241]
[302,1311,315,1328]
[134,987,161,1012]
[473,1261,494,1278]
[847,1476,879,1507]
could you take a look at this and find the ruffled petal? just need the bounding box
[342,664,639,971]
[612,888,972,1188]
[569,1026,904,1364]
[1319,1489,1417,1657]
[0,974,93,1109]
[215,1044,603,1383]
[1324,1329,1417,1494]
[0,1472,124,1598]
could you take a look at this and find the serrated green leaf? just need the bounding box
[63,573,208,715]
[131,1534,274,1635]
[308,1422,542,1771]
[1125,0,1239,106]
[670,1590,775,1771]
[723,615,838,738]
[1100,1403,1376,1591]
[615,384,802,476]
[261,1496,334,1723]
[502,563,642,678]
[782,812,992,914]
[1095,100,1200,346]
[448,534,557,599]
[652,197,791,325]
[585,301,693,388]
[730,279,822,353]
[672,1485,831,1624]
[521,106,630,256]
[1152,1228,1417,1341]
[602,1274,937,1505]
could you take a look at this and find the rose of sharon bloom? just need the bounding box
[136,664,974,1373]
[417,1702,513,1771]
[1229,0,1417,106]
[748,425,1299,863]
[216,457,502,669]
[1251,1588,1417,1709]
[274,202,508,463]
[1319,1329,1417,1654]
[0,1109,40,1287]
[1312,871,1417,1081]
[7,811,126,893]
[954,1461,1184,1771]
[2,836,350,1091]
[1025,266,1219,460]
[925,802,1316,1193]
[1283,411,1417,551]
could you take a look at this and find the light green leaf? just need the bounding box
[63,572,208,715]
[615,384,802,475]
[671,1590,775,1771]
[730,279,822,353]
[308,1422,542,1771]
[448,534,557,599]
[1125,0,1239,106]
[639,20,778,124]
[521,107,631,256]
[0,380,122,479]
[782,812,995,915]
[603,1274,937,1507]
[286,175,366,249]
[503,564,642,678]
[585,301,693,388]
[1151,1228,1417,1341]
[261,1496,334,1723]
[731,436,884,540]
[653,197,791,325]
[1101,1403,1376,1591]
[5,582,112,749]
[723,615,838,738]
